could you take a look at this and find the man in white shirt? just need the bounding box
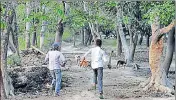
[82,39,108,99]
[44,42,66,96]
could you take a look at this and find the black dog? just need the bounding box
[116,60,126,69]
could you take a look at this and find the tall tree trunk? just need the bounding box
[55,19,64,50]
[116,4,130,64]
[25,1,31,49]
[146,34,150,47]
[140,17,174,94]
[11,7,19,56]
[88,33,93,45]
[84,27,91,46]
[54,1,65,50]
[163,28,175,76]
[81,27,84,45]
[129,33,138,62]
[116,27,122,56]
[32,3,37,47]
[32,26,37,46]
[0,2,5,99]
[1,18,15,98]
[138,33,144,45]
[40,4,46,49]
[73,32,76,47]
[40,21,46,48]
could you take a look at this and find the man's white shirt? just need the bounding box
[83,46,108,69]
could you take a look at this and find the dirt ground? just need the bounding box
[5,41,175,100]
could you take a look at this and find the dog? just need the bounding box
[116,60,126,69]
[80,59,91,67]
[75,55,81,66]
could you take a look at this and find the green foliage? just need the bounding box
[123,16,129,24]
[141,1,175,25]
[19,36,26,50]
[106,1,116,7]
[7,54,21,66]
[63,28,71,40]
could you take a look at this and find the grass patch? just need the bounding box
[102,39,116,47]
[19,35,26,50]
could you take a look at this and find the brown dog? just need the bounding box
[80,58,91,67]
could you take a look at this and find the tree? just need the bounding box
[116,1,140,65]
[1,2,16,98]
[116,26,122,56]
[162,28,175,77]
[139,1,175,94]
[40,2,47,48]
[140,17,175,94]
[25,1,31,48]
[31,1,38,47]
[54,1,66,50]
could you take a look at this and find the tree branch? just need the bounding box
[159,20,175,34]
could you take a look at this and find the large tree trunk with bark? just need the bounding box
[146,34,150,47]
[40,21,46,48]
[84,27,90,46]
[129,33,138,62]
[140,17,175,94]
[116,5,130,64]
[116,27,122,56]
[11,7,19,56]
[88,33,93,45]
[1,18,15,98]
[73,32,76,47]
[81,28,84,45]
[55,20,64,50]
[25,2,31,49]
[40,4,46,48]
[32,25,37,46]
[163,28,175,76]
[138,33,144,45]
[54,1,66,50]
[32,3,37,47]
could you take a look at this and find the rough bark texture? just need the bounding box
[146,35,150,47]
[12,8,19,56]
[25,2,31,49]
[84,28,90,46]
[88,34,93,45]
[81,28,84,45]
[73,32,76,47]
[138,33,144,45]
[55,20,64,50]
[1,22,15,98]
[54,1,66,50]
[116,4,130,64]
[140,17,174,94]
[32,4,37,47]
[116,27,122,56]
[129,33,138,62]
[40,21,46,48]
[162,28,175,76]
[39,4,46,48]
[32,25,37,46]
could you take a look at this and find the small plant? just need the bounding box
[7,54,21,67]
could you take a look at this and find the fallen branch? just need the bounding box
[31,45,46,55]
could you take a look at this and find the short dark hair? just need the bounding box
[96,39,102,47]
